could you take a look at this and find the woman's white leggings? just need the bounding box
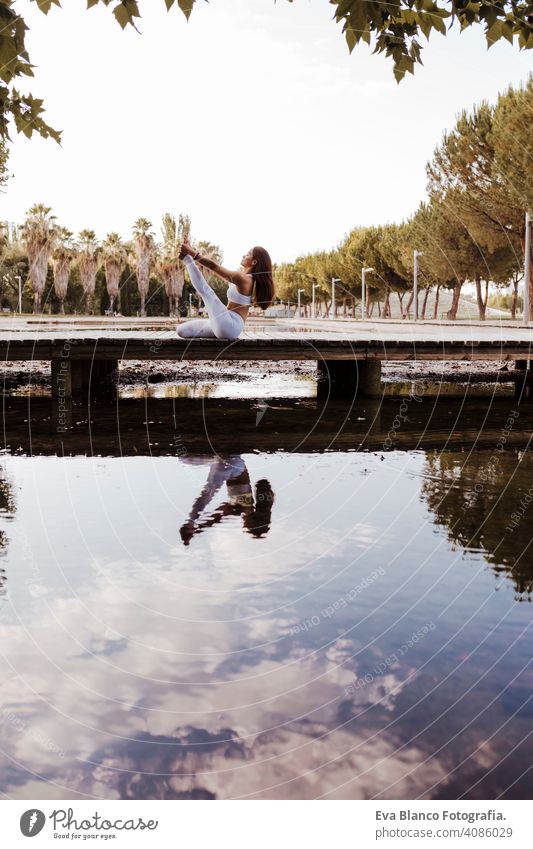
[177,255,245,340]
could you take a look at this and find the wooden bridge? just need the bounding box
[1,317,532,398]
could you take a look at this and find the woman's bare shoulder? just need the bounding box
[232,271,254,293]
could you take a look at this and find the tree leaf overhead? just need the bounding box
[0,0,527,142]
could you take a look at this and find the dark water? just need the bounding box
[0,389,532,799]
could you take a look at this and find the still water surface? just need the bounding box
[0,416,532,799]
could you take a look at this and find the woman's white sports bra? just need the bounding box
[227,281,252,306]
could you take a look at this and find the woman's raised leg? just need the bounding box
[182,255,227,318]
[182,255,244,340]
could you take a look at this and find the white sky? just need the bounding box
[2,0,532,266]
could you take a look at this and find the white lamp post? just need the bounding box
[413,250,423,321]
[15,275,22,314]
[331,277,341,320]
[361,268,373,320]
[524,211,531,325]
[189,293,193,316]
[297,288,305,318]
[312,283,320,319]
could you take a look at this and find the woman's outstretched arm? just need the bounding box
[179,242,248,286]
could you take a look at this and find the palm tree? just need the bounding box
[20,204,57,313]
[77,230,101,314]
[178,213,191,245]
[102,232,127,314]
[132,218,155,317]
[51,227,75,314]
[157,213,184,318]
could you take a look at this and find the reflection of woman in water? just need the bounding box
[180,455,275,545]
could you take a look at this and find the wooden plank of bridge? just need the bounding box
[0,327,533,399]
[1,332,533,361]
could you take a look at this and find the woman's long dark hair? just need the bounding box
[251,246,275,310]
[242,479,275,538]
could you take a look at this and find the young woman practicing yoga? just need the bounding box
[177,242,274,340]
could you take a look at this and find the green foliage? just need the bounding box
[276,79,528,318]
[488,292,523,312]
[0,1,528,141]
[427,77,533,247]
[0,141,10,191]
[326,1,532,82]
[425,76,530,315]
[276,225,413,311]
[0,224,29,310]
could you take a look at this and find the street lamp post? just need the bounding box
[15,276,22,314]
[189,293,193,317]
[297,288,305,318]
[524,211,531,325]
[361,268,373,320]
[413,250,423,321]
[331,277,341,320]
[312,283,319,319]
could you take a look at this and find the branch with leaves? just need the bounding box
[0,0,530,142]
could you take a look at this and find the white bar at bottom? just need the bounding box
[1,799,530,847]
